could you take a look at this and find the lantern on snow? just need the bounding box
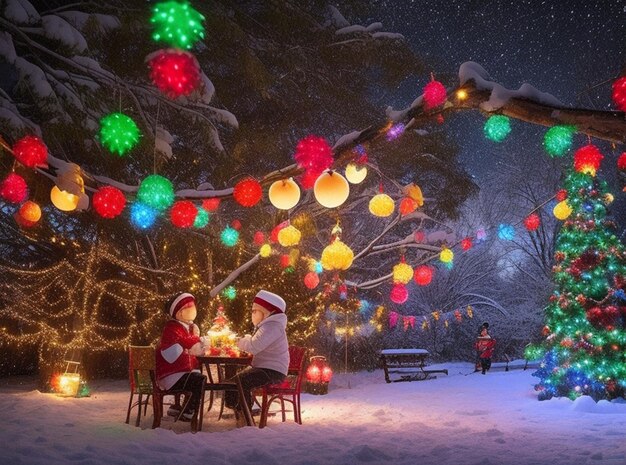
[392,260,413,285]
[233,177,262,207]
[269,178,300,210]
[170,200,198,228]
[304,271,319,289]
[573,144,603,177]
[369,193,394,217]
[52,361,82,397]
[313,170,349,208]
[0,173,28,203]
[344,162,367,184]
[305,356,333,395]
[390,283,408,304]
[414,265,433,286]
[12,135,48,168]
[277,225,301,247]
[92,186,126,219]
[553,201,572,220]
[321,238,354,271]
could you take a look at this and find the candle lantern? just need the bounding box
[305,356,333,395]
[53,361,81,397]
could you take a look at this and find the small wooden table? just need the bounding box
[380,349,448,383]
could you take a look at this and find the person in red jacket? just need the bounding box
[155,292,207,423]
[474,322,496,374]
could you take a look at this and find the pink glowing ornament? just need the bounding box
[618,152,626,171]
[390,283,408,304]
[612,76,626,112]
[170,200,198,228]
[293,136,333,189]
[92,186,126,219]
[0,173,28,203]
[12,135,48,168]
[423,79,447,110]
[148,49,201,98]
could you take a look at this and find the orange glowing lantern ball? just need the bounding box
[50,185,79,211]
[269,178,301,210]
[313,170,350,208]
[18,200,42,223]
[399,197,418,216]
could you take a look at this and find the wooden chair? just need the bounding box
[125,345,155,426]
[257,346,307,428]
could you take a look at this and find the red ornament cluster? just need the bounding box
[93,186,126,218]
[253,231,265,245]
[573,144,603,175]
[423,80,447,110]
[524,213,541,231]
[0,173,28,203]
[12,135,48,168]
[202,198,220,212]
[390,283,408,304]
[612,76,626,112]
[149,49,201,98]
[414,265,433,286]
[293,136,333,189]
[304,272,319,289]
[170,200,198,228]
[555,189,568,202]
[460,237,473,251]
[617,152,626,171]
[586,306,619,330]
[233,177,262,207]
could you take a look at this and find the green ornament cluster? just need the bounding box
[151,1,206,50]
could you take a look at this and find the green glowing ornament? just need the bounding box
[543,125,575,158]
[220,226,239,247]
[222,285,237,300]
[99,113,140,156]
[151,1,205,50]
[484,115,511,142]
[137,175,175,212]
[193,207,209,228]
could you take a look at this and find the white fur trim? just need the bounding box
[169,293,194,317]
[161,343,183,363]
[255,290,286,313]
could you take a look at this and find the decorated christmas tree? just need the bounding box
[532,145,626,401]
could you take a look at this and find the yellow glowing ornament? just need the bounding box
[392,261,413,284]
[278,225,301,247]
[440,247,454,263]
[553,200,572,220]
[369,193,395,217]
[345,162,367,184]
[268,178,300,210]
[313,170,350,208]
[259,244,272,258]
[321,238,354,271]
[50,186,79,211]
[604,193,614,205]
[403,183,424,207]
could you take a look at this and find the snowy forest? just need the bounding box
[0,0,624,390]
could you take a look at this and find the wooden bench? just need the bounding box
[380,349,448,383]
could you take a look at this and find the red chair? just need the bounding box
[257,346,307,428]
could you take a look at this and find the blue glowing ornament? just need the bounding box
[614,289,626,301]
[193,207,209,228]
[220,226,239,247]
[222,285,237,300]
[358,300,372,314]
[583,203,593,212]
[314,261,323,274]
[497,223,515,241]
[443,261,454,270]
[386,123,405,141]
[131,202,158,229]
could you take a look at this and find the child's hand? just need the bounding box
[191,323,200,337]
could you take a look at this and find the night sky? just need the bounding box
[368,0,625,184]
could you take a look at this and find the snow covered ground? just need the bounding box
[1,362,625,465]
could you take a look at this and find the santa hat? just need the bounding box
[168,292,195,318]
[253,290,286,314]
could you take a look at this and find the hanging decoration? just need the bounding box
[555,189,568,202]
[220,226,239,247]
[294,136,333,189]
[403,183,424,207]
[268,178,300,210]
[313,170,349,208]
[524,213,541,231]
[414,265,433,286]
[369,185,394,217]
[233,177,262,207]
[423,79,447,110]
[392,259,413,284]
[553,200,572,220]
[399,197,418,216]
[259,244,272,258]
[484,115,511,142]
[222,285,237,300]
[543,125,575,158]
[12,135,48,168]
[439,247,453,264]
[321,238,354,271]
[476,228,487,242]
[253,231,265,246]
[150,0,205,50]
[279,254,290,268]
[98,113,141,156]
[304,272,320,289]
[137,175,174,212]
[460,237,473,251]
[612,76,626,112]
[390,283,408,304]
[617,152,626,171]
[148,49,201,99]
[277,225,302,247]
[193,207,209,228]
[50,186,79,211]
[92,186,126,219]
[497,224,515,241]
[270,221,289,243]
[170,200,198,228]
[573,144,604,177]
[16,200,41,226]
[130,202,158,229]
[344,162,368,184]
[0,173,27,203]
[202,198,220,212]
[386,123,405,141]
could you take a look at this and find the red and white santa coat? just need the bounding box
[155,320,204,390]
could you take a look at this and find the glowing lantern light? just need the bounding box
[399,197,418,216]
[150,0,205,50]
[304,271,320,289]
[617,152,626,171]
[18,200,41,223]
[344,162,367,184]
[306,356,333,395]
[612,76,626,111]
[524,213,541,231]
[440,247,454,263]
[278,225,301,247]
[233,177,262,207]
[392,260,413,284]
[369,193,394,217]
[221,226,239,247]
[573,144,603,177]
[269,178,300,210]
[193,207,209,228]
[0,173,28,203]
[414,265,433,286]
[137,175,174,212]
[50,186,79,211]
[12,135,48,168]
[484,115,511,142]
[253,231,265,246]
[148,49,201,99]
[99,113,140,156]
[202,198,220,212]
[170,200,197,228]
[321,238,354,271]
[461,237,473,251]
[553,200,572,220]
[92,186,126,219]
[390,283,408,304]
[259,244,272,258]
[313,170,349,208]
[294,136,333,189]
[130,202,158,229]
[543,125,575,158]
[423,79,447,109]
[403,183,424,207]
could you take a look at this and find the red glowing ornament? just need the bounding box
[202,198,220,212]
[253,231,265,246]
[390,283,408,304]
[617,152,626,171]
[423,79,447,110]
[573,144,604,177]
[12,135,48,168]
[555,189,568,202]
[170,200,198,228]
[414,265,433,286]
[306,356,333,395]
[612,76,626,111]
[399,197,418,216]
[524,213,541,231]
[0,173,28,203]
[233,177,262,207]
[304,271,320,289]
[293,136,333,189]
[279,254,290,268]
[231,219,242,230]
[92,186,126,219]
[461,237,473,251]
[148,49,201,98]
[270,221,289,243]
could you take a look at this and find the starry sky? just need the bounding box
[368,0,625,184]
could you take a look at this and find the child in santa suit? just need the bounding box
[155,292,207,423]
[474,322,495,374]
[226,290,289,426]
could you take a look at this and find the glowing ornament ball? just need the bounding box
[0,173,28,203]
[253,231,265,246]
[269,178,300,210]
[202,198,220,212]
[222,286,237,301]
[16,200,41,227]
[344,162,367,184]
[99,113,140,156]
[233,177,262,207]
[497,224,515,241]
[12,135,48,168]
[293,136,333,189]
[321,238,354,271]
[484,115,511,142]
[524,213,541,231]
[573,144,604,177]
[279,254,291,268]
[440,247,454,264]
[403,183,424,207]
[137,175,174,212]
[461,237,473,251]
[170,200,197,228]
[553,200,572,220]
[543,125,575,158]
[390,283,408,304]
[151,0,205,50]
[148,49,201,99]
[193,207,209,228]
[131,202,158,229]
[618,152,626,171]
[369,193,394,217]
[92,186,126,219]
[414,265,433,286]
[392,261,413,285]
[423,79,447,110]
[277,225,301,247]
[314,170,349,208]
[612,76,626,111]
[221,226,239,247]
[270,221,289,243]
[399,197,418,216]
[555,189,568,202]
[304,271,320,289]
[259,244,272,258]
[50,186,79,211]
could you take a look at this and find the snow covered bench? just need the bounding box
[380,349,448,383]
